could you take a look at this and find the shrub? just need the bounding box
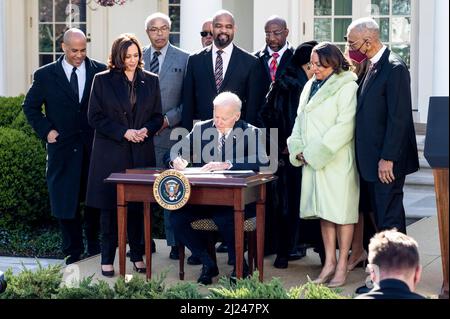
[0,127,50,231]
[161,281,205,299]
[208,272,290,299]
[288,280,348,299]
[113,269,168,299]
[0,226,62,258]
[0,95,25,127]
[10,110,40,140]
[0,260,63,299]
[56,276,115,299]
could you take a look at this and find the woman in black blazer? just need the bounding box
[86,33,163,277]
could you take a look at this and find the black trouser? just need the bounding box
[100,202,145,265]
[170,204,256,268]
[365,177,407,234]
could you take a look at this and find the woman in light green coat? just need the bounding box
[287,42,359,288]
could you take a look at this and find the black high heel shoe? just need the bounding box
[133,262,146,273]
[101,266,115,278]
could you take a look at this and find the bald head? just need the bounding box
[264,15,287,29]
[63,28,86,45]
[62,28,87,67]
[213,10,235,26]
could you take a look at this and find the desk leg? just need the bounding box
[256,184,266,282]
[234,209,245,279]
[143,202,152,280]
[117,185,127,277]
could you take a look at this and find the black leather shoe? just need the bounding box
[355,284,372,294]
[151,239,156,253]
[65,255,81,265]
[132,262,146,273]
[197,264,219,285]
[169,246,179,260]
[230,262,250,284]
[216,242,228,253]
[273,255,288,269]
[288,247,307,261]
[187,255,202,265]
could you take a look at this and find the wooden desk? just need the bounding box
[105,170,275,281]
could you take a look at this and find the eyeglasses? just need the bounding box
[344,37,368,50]
[265,29,286,37]
[147,26,170,34]
[307,61,324,69]
[200,31,213,37]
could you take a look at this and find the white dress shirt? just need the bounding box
[267,42,289,69]
[62,57,86,103]
[150,42,169,74]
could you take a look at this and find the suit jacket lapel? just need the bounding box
[81,57,95,105]
[220,46,239,90]
[110,71,133,114]
[204,47,217,92]
[277,46,294,76]
[357,49,390,113]
[159,44,174,82]
[54,56,79,104]
[134,69,149,124]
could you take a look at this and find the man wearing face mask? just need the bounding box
[345,18,418,243]
[182,10,263,130]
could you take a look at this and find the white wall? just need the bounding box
[0,0,5,96]
[432,0,449,97]
[4,0,27,96]
[180,0,222,53]
[223,0,254,52]
[253,0,291,51]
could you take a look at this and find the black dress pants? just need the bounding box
[100,202,145,265]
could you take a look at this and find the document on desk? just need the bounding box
[181,168,254,175]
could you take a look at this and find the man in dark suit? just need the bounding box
[346,18,419,234]
[181,9,263,130]
[143,12,190,261]
[22,28,106,264]
[168,92,269,285]
[254,16,294,100]
[356,229,425,299]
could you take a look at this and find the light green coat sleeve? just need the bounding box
[303,82,357,170]
[287,114,305,167]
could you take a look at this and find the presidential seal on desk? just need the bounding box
[153,169,191,210]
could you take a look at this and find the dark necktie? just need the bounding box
[269,52,280,81]
[361,62,377,93]
[215,50,224,91]
[218,134,226,155]
[70,67,79,100]
[149,51,161,74]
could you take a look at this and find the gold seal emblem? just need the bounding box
[153,169,191,210]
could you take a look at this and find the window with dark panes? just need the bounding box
[38,0,87,66]
[168,0,181,47]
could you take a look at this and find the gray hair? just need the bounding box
[347,17,380,36]
[145,12,172,30]
[213,92,242,112]
[63,28,86,44]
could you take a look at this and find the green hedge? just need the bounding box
[0,127,50,231]
[0,263,348,299]
[0,95,25,127]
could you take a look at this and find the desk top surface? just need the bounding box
[105,169,276,187]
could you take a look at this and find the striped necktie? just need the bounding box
[269,52,279,81]
[215,50,224,91]
[149,51,161,74]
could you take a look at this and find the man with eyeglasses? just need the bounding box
[142,12,193,262]
[254,16,294,100]
[345,17,419,293]
[182,9,263,130]
[200,19,213,48]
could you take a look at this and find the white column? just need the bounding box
[180,0,222,53]
[432,0,449,96]
[0,0,5,96]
